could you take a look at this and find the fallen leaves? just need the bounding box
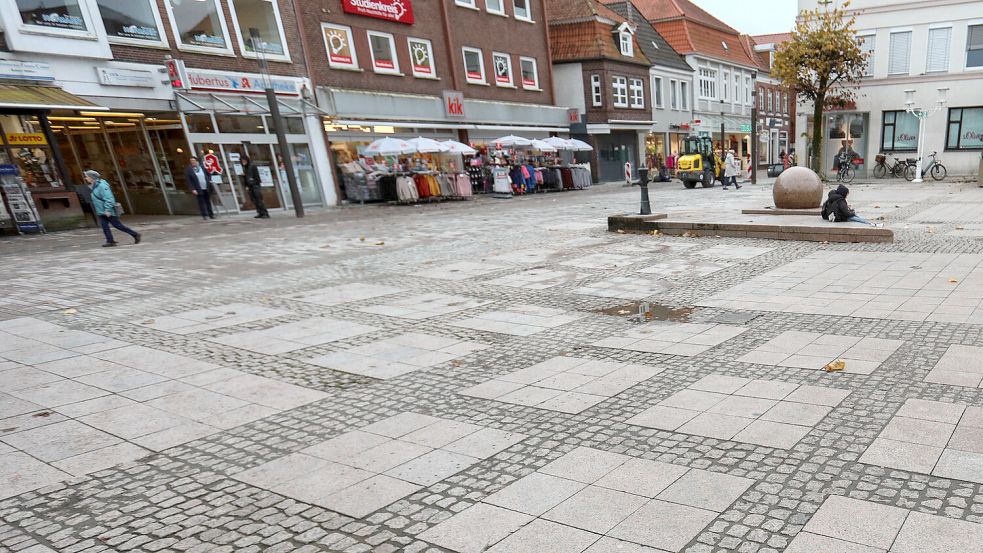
[63,308,77,315]
[949,278,958,283]
[823,359,846,372]
[374,242,385,246]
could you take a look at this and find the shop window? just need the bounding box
[669,79,678,110]
[513,0,531,21]
[216,114,264,134]
[367,31,400,75]
[946,107,983,150]
[519,57,539,89]
[408,38,436,79]
[229,0,289,60]
[591,74,602,106]
[492,52,513,87]
[322,23,358,70]
[652,76,663,108]
[612,76,628,108]
[967,25,983,68]
[185,114,215,134]
[166,0,231,53]
[15,0,89,33]
[698,67,716,100]
[888,31,912,75]
[486,0,505,15]
[283,117,305,135]
[880,110,918,152]
[857,33,875,76]
[95,0,165,44]
[680,81,689,110]
[463,47,485,84]
[629,78,644,109]
[926,26,951,73]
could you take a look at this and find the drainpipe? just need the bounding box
[540,0,556,106]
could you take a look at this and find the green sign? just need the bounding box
[739,124,752,132]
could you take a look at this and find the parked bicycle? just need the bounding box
[872,154,908,179]
[904,151,947,181]
[835,155,856,183]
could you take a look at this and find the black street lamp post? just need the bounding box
[751,70,758,184]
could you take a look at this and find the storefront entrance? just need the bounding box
[827,112,869,178]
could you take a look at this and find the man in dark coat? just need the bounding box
[185,157,215,220]
[241,155,269,219]
[821,184,881,226]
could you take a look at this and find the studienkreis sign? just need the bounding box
[342,0,414,24]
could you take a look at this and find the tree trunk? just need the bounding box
[811,96,825,176]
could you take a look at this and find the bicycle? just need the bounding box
[872,154,907,179]
[904,151,947,181]
[835,156,855,183]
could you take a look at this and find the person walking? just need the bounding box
[722,150,741,189]
[241,156,269,219]
[185,157,215,220]
[84,170,141,247]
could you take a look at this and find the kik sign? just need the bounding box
[342,0,414,24]
[443,90,465,118]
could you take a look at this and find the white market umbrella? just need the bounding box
[542,136,575,150]
[407,136,448,153]
[567,138,594,151]
[364,137,415,156]
[491,135,534,147]
[441,140,477,155]
[530,139,558,153]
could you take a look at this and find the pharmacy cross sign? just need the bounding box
[203,153,223,175]
[342,0,414,24]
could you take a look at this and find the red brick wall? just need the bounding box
[301,0,555,105]
[580,60,651,124]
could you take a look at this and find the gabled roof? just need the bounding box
[751,32,793,47]
[546,0,651,65]
[634,0,737,34]
[601,0,693,72]
[740,34,770,71]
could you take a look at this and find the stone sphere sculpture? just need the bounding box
[773,166,823,209]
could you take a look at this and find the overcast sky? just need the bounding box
[690,0,799,37]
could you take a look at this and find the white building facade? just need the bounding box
[796,0,983,177]
[689,53,759,162]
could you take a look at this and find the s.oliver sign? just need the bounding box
[342,0,414,24]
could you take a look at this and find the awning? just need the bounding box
[0,83,107,111]
[176,92,327,117]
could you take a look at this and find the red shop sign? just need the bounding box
[342,0,414,24]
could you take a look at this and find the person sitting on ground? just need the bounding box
[821,184,882,227]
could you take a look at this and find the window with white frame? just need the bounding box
[723,70,731,101]
[486,0,505,15]
[758,88,764,110]
[698,67,717,99]
[629,78,644,108]
[229,0,289,59]
[16,0,90,33]
[368,31,399,74]
[926,26,951,73]
[519,57,539,89]
[858,33,875,76]
[96,0,165,44]
[322,23,358,70]
[619,30,633,57]
[767,90,773,112]
[680,81,688,110]
[783,92,788,114]
[733,73,740,103]
[166,0,231,52]
[408,37,436,78]
[888,30,912,75]
[612,76,628,107]
[513,0,531,20]
[652,76,663,108]
[970,25,983,68]
[463,47,486,83]
[492,52,513,86]
[744,76,750,104]
[591,74,602,106]
[670,79,678,109]
[455,0,477,8]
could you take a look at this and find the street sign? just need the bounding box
[739,124,752,132]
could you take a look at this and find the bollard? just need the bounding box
[637,167,652,215]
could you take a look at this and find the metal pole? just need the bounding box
[267,88,304,217]
[913,114,925,183]
[750,73,758,184]
[139,119,173,215]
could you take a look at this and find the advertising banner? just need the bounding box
[342,0,414,24]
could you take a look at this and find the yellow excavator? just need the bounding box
[676,135,722,188]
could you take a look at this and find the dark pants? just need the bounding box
[248,185,269,217]
[196,189,215,219]
[99,215,138,244]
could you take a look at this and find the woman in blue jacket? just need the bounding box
[84,170,141,247]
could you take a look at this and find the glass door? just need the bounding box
[193,143,239,215]
[106,128,169,214]
[279,144,322,208]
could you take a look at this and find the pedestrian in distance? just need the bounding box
[241,155,269,219]
[84,170,141,247]
[821,184,883,227]
[722,150,741,189]
[185,157,215,220]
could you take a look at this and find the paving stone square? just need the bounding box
[414,261,506,280]
[859,399,983,483]
[207,317,380,354]
[421,446,752,552]
[737,330,904,373]
[637,258,731,278]
[486,268,587,289]
[356,293,492,319]
[593,322,747,356]
[574,276,672,299]
[460,356,664,413]
[449,304,586,336]
[627,375,850,448]
[282,282,404,306]
[307,332,487,378]
[925,344,983,388]
[235,412,525,517]
[134,303,291,334]
[695,245,774,259]
[561,253,641,269]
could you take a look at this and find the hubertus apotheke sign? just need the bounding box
[342,0,414,24]
[341,0,413,25]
